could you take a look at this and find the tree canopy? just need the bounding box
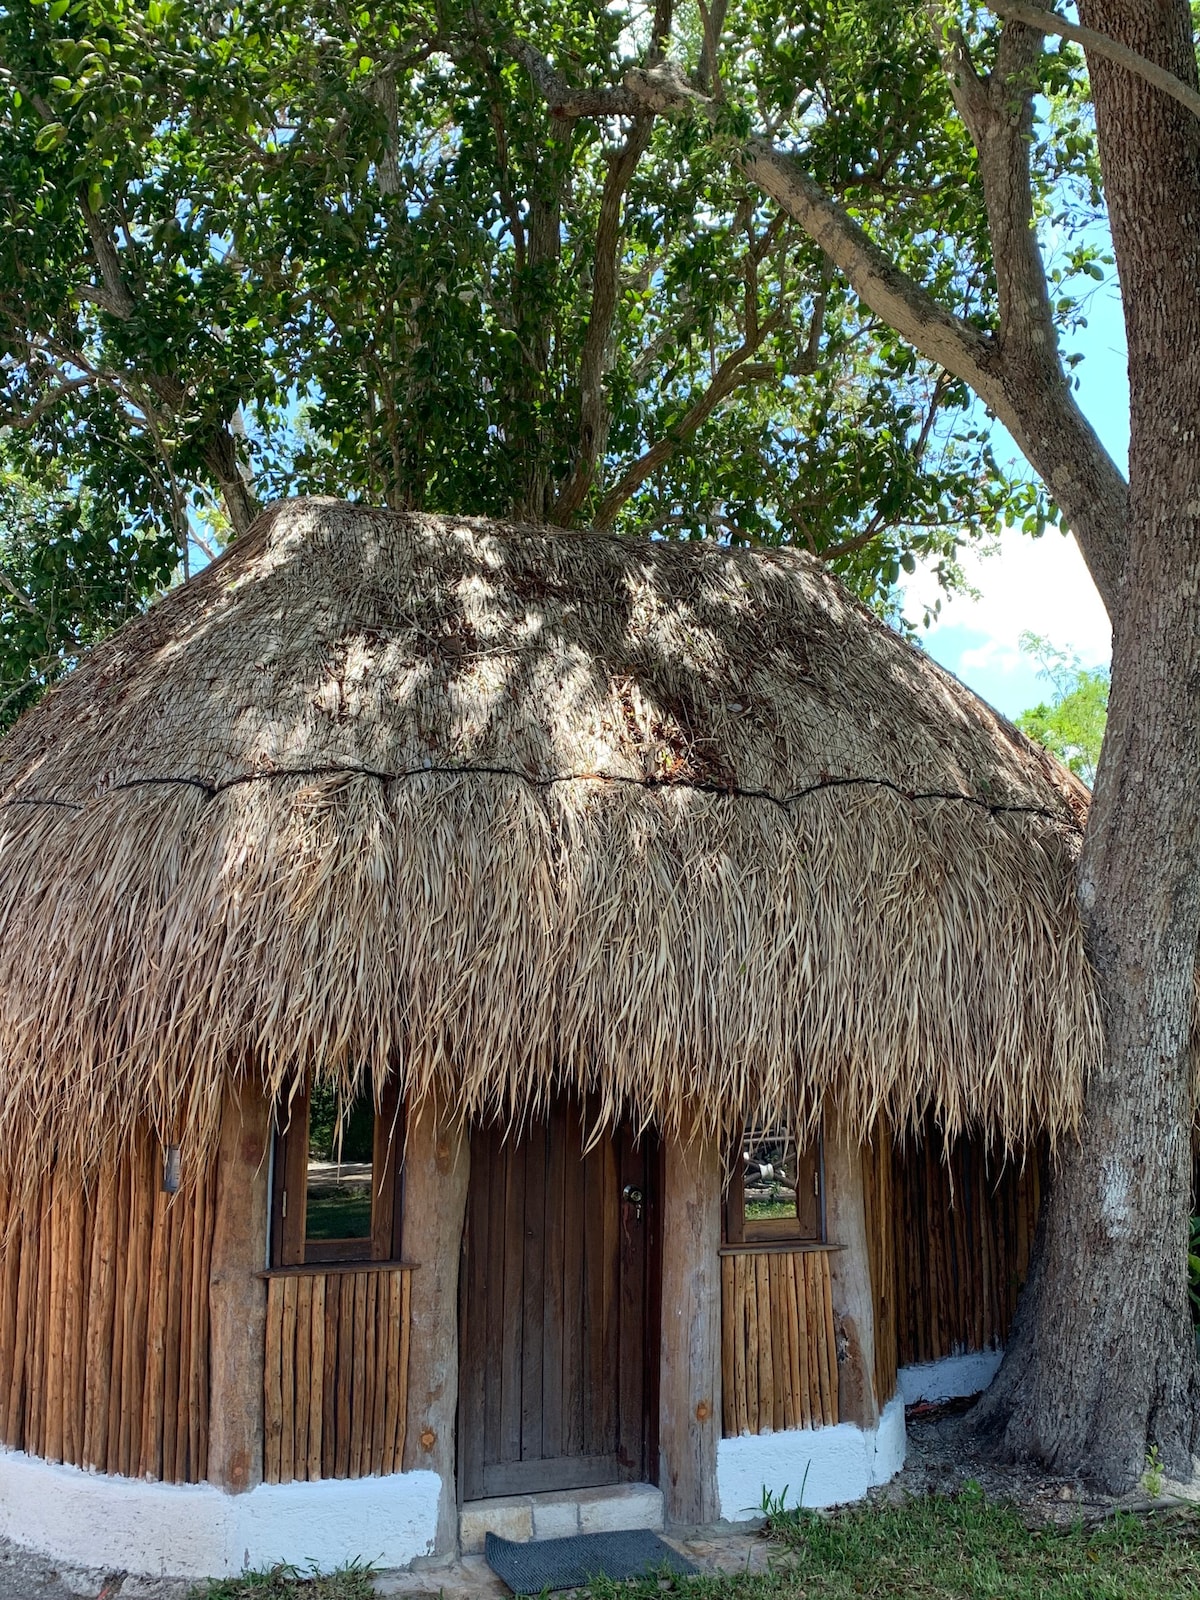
[0,0,1104,718]
[1015,631,1109,786]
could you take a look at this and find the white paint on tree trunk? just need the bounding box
[897,1349,1003,1405]
[0,1448,441,1578]
[715,1394,906,1518]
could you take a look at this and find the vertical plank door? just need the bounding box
[458,1098,658,1500]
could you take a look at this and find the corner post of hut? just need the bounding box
[658,1117,722,1525]
[207,1077,272,1492]
[401,1094,470,1554]
[824,1105,882,1429]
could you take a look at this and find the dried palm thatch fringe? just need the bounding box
[0,500,1101,1192]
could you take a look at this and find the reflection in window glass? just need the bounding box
[306,1082,374,1242]
[742,1127,802,1225]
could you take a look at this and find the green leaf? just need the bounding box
[33,122,67,152]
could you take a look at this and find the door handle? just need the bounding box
[622,1184,644,1222]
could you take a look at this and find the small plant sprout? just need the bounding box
[1143,1444,1165,1499]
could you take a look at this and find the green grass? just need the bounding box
[753,1489,1200,1599]
[744,1198,796,1221]
[304,1190,372,1240]
[187,1492,1200,1600]
[590,1490,1200,1600]
[188,1564,373,1600]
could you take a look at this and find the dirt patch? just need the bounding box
[884,1399,1172,1524]
[0,1544,187,1600]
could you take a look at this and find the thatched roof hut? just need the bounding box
[0,499,1101,1579]
[0,498,1097,1181]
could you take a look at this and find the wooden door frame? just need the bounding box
[642,1135,664,1489]
[455,1109,664,1503]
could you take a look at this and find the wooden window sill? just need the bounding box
[718,1241,840,1256]
[258,1259,419,1279]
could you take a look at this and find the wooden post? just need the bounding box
[658,1126,721,1527]
[402,1098,470,1554]
[207,1079,271,1492]
[823,1111,879,1430]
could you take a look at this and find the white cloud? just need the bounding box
[899,527,1111,716]
[932,529,1109,662]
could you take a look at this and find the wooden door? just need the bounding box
[458,1098,659,1500]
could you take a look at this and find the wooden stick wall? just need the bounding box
[0,1132,214,1482]
[862,1131,898,1408]
[720,1249,839,1437]
[263,1266,411,1484]
[866,1123,1043,1383]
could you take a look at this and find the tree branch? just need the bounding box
[550,115,655,523]
[0,567,40,619]
[546,1,672,523]
[818,509,889,564]
[696,0,728,99]
[0,373,93,431]
[75,204,259,536]
[621,61,1129,617]
[79,201,136,320]
[934,12,1053,353]
[625,66,995,380]
[372,69,402,197]
[989,0,1200,123]
[592,309,783,528]
[508,38,639,117]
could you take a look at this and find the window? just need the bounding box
[270,1075,404,1267]
[723,1122,824,1246]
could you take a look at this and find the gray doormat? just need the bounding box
[484,1528,699,1594]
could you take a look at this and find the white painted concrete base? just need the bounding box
[460,1482,664,1552]
[0,1447,441,1579]
[716,1394,906,1520]
[897,1349,1004,1406]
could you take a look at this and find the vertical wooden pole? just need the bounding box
[823,1110,880,1430]
[401,1098,470,1555]
[207,1079,271,1492]
[658,1125,721,1527]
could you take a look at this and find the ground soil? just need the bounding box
[0,1545,187,1600]
[882,1398,1187,1524]
[0,1402,1191,1599]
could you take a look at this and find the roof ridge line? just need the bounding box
[0,763,1080,829]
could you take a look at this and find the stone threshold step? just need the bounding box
[459,1483,665,1554]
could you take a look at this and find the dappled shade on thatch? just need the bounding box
[0,500,1099,1182]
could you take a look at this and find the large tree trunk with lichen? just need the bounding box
[974,0,1200,1490]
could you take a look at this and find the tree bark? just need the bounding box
[975,0,1200,1490]
[201,427,259,539]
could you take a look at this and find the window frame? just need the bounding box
[270,1074,405,1268]
[723,1121,825,1247]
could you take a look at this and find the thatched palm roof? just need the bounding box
[0,500,1099,1178]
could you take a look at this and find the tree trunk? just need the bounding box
[976,0,1200,1490]
[202,427,259,539]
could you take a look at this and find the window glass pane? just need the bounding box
[739,1123,822,1239]
[742,1126,801,1223]
[306,1081,374,1242]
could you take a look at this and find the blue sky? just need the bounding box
[902,238,1124,719]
